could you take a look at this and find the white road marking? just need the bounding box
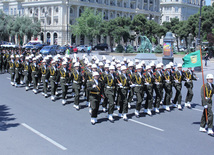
[192,108,214,114]
[22,123,67,151]
[7,77,11,80]
[113,113,164,132]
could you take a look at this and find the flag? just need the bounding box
[182,50,201,68]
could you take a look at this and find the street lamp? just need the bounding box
[197,0,203,46]
[44,11,48,44]
[66,0,69,46]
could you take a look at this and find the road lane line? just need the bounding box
[22,123,67,151]
[113,113,164,132]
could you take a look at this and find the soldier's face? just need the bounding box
[147,69,151,72]
[75,66,79,70]
[94,75,99,80]
[129,67,133,70]
[110,69,114,73]
[157,68,161,71]
[117,67,121,71]
[122,70,126,74]
[137,69,142,72]
[167,68,171,71]
[178,67,182,71]
[105,68,109,71]
[88,66,91,69]
[208,79,213,83]
[92,68,97,71]
[43,62,46,66]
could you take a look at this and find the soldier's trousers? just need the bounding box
[134,87,144,111]
[32,76,38,89]
[145,85,153,109]
[118,89,128,114]
[89,95,101,118]
[185,82,193,103]
[20,73,24,83]
[15,70,21,84]
[128,87,134,103]
[0,63,3,73]
[24,73,31,87]
[102,88,108,108]
[200,107,213,128]
[42,76,48,94]
[154,84,163,108]
[50,80,57,96]
[164,83,172,105]
[173,84,182,105]
[60,83,68,99]
[10,71,15,82]
[73,83,80,105]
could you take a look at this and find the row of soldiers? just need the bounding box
[0,49,199,125]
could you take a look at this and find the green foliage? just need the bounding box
[126,44,135,53]
[70,7,102,43]
[154,45,162,53]
[115,44,124,53]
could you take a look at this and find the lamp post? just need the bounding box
[44,11,48,44]
[67,0,69,46]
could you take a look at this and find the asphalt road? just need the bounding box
[1,54,214,155]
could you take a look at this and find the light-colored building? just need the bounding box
[160,0,205,23]
[211,0,214,6]
[0,0,161,46]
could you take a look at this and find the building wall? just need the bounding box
[160,0,205,23]
[0,0,161,46]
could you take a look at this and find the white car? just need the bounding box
[1,42,19,48]
[77,45,88,52]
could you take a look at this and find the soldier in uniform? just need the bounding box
[173,63,185,110]
[71,62,83,110]
[199,74,214,137]
[153,64,164,113]
[48,60,59,101]
[184,67,198,108]
[103,65,117,122]
[0,49,3,74]
[40,60,49,98]
[30,57,40,94]
[127,62,135,109]
[163,64,173,111]
[131,65,144,118]
[14,55,23,87]
[87,72,103,125]
[84,63,93,106]
[143,65,155,116]
[23,56,32,91]
[58,61,70,105]
[116,65,130,121]
[9,55,15,86]
[20,55,25,84]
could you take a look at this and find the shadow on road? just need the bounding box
[0,105,19,131]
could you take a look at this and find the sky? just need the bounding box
[206,0,211,5]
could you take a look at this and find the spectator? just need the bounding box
[73,46,78,54]
[204,53,209,67]
[66,47,70,55]
[87,45,91,56]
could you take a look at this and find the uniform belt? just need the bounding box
[50,76,54,78]
[74,80,80,84]
[61,77,65,79]
[120,86,128,89]
[42,75,46,76]
[135,84,143,87]
[90,91,100,95]
[106,86,115,89]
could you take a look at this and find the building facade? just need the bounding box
[211,0,214,6]
[0,0,161,46]
[160,0,205,23]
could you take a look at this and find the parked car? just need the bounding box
[33,44,47,50]
[40,46,57,55]
[1,42,19,48]
[25,45,35,50]
[56,46,73,55]
[93,43,108,50]
[77,45,88,52]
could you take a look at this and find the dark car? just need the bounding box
[40,46,57,55]
[25,45,35,50]
[93,43,108,50]
[56,46,73,55]
[33,44,47,50]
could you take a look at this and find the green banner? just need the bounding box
[182,50,201,68]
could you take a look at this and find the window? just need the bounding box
[14,8,16,15]
[175,7,179,12]
[166,16,169,21]
[11,8,13,15]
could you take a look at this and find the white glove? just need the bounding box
[66,83,69,86]
[101,98,104,103]
[128,90,130,93]
[204,105,208,109]
[165,80,169,83]
[82,85,85,89]
[93,84,96,88]
[155,82,159,85]
[45,79,48,83]
[130,84,135,88]
[175,80,179,83]
[186,79,190,82]
[118,83,122,87]
[55,82,58,84]
[145,82,149,85]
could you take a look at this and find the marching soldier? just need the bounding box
[14,55,23,87]
[23,56,32,91]
[48,60,59,101]
[30,57,40,94]
[163,64,173,111]
[143,65,155,116]
[199,74,214,137]
[127,62,135,109]
[87,72,103,125]
[116,65,130,121]
[20,55,25,84]
[9,55,15,86]
[184,67,198,108]
[58,61,70,105]
[0,50,3,74]
[153,64,164,113]
[40,60,49,98]
[71,62,83,110]
[131,65,145,118]
[173,63,185,110]
[84,63,93,106]
[103,65,117,122]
